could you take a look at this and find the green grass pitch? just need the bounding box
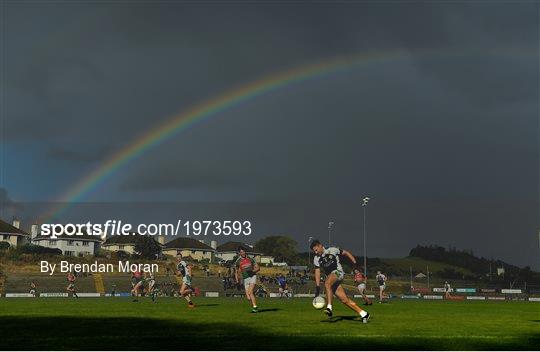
[0,297,538,350]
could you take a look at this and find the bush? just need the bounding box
[18,244,62,255]
[95,249,111,258]
[113,250,130,260]
[0,241,10,250]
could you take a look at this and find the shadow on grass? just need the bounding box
[0,316,537,350]
[257,308,280,313]
[321,315,361,323]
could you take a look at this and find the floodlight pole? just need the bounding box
[328,221,334,246]
[308,235,313,267]
[362,197,370,277]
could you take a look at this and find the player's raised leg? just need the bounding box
[323,272,339,316]
[334,284,370,323]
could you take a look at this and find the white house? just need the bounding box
[215,241,263,263]
[162,237,215,262]
[32,230,102,257]
[0,218,30,248]
[101,233,164,254]
[260,255,276,265]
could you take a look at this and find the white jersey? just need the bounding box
[376,273,387,286]
[313,247,343,275]
[177,261,189,277]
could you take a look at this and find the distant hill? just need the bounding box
[298,244,538,285]
[406,244,539,284]
[409,245,521,275]
[377,257,474,277]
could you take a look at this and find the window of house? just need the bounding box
[82,241,89,246]
[49,240,57,246]
[68,240,75,245]
[65,251,74,256]
[119,245,125,250]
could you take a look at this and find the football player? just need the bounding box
[234,246,260,313]
[311,239,369,323]
[354,268,372,305]
[66,272,79,298]
[376,271,387,303]
[176,254,195,308]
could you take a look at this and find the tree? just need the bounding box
[134,236,161,259]
[254,236,297,263]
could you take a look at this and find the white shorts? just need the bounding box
[331,269,344,281]
[357,283,366,292]
[243,275,257,289]
[182,276,192,287]
[379,284,386,290]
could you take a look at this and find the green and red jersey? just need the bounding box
[235,256,256,279]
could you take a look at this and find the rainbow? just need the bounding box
[42,48,530,221]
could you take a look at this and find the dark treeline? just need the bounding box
[409,244,539,286]
[409,245,519,275]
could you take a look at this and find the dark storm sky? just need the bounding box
[1,1,538,269]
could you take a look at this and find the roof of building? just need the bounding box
[33,230,102,242]
[164,237,215,251]
[0,219,30,236]
[102,233,162,246]
[216,241,261,254]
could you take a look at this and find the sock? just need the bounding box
[253,305,257,308]
[184,295,191,302]
[327,304,332,310]
[359,310,367,317]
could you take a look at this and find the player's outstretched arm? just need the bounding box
[341,249,357,266]
[314,268,321,296]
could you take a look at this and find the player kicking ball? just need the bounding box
[234,246,260,313]
[310,240,370,323]
[176,255,195,308]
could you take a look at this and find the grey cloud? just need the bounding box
[3,2,538,268]
[46,144,114,163]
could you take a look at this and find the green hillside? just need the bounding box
[379,256,474,276]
